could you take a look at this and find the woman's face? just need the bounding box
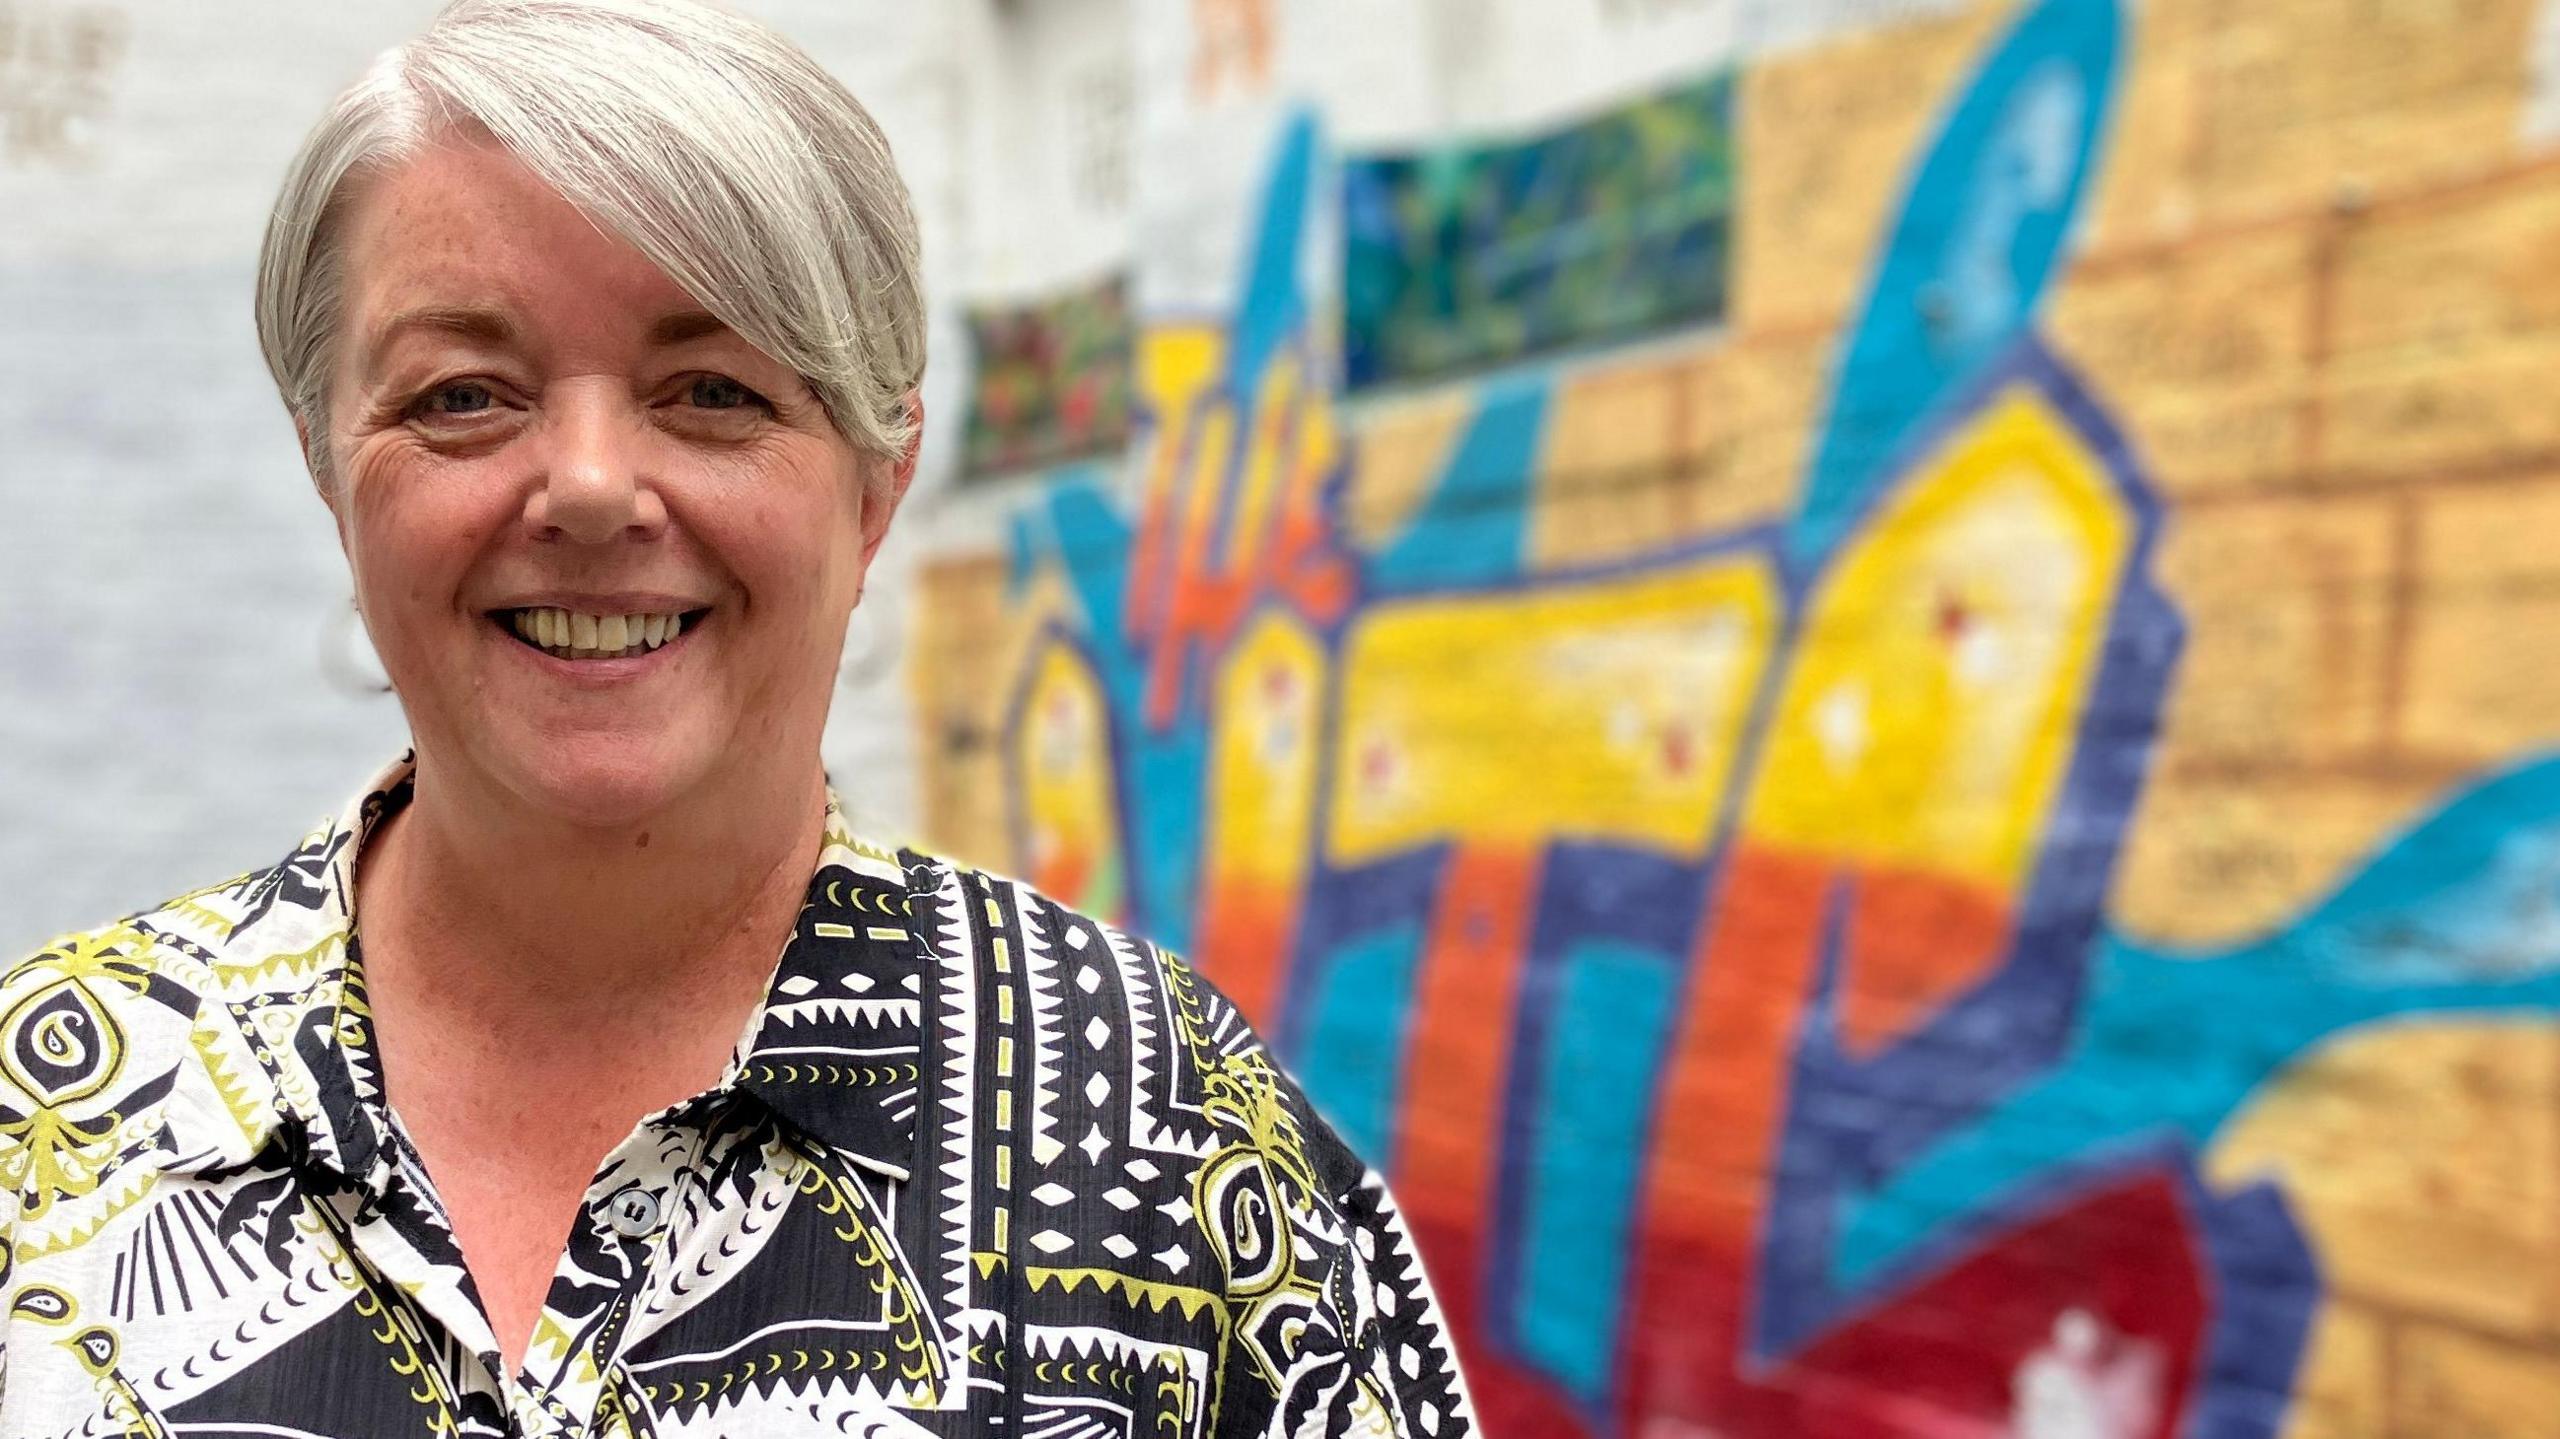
[321,137,913,829]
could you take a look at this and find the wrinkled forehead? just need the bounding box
[332,138,731,375]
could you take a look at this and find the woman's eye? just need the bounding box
[414,382,496,417]
[688,375,762,410]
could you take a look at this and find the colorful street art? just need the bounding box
[920,0,2560,1430]
[960,273,1136,479]
[1340,73,1735,391]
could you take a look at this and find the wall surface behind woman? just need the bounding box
[904,0,2560,1432]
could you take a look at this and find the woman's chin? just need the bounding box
[471,733,713,833]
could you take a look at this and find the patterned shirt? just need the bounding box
[0,756,1473,1437]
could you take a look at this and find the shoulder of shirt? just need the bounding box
[0,863,315,1167]
[908,851,1372,1202]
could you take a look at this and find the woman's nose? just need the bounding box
[521,383,668,543]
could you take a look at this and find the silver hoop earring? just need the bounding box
[837,585,901,690]
[320,594,395,698]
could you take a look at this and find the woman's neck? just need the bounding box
[354,751,830,1044]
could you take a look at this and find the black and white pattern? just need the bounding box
[0,755,1474,1436]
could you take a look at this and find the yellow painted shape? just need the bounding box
[1135,324,1227,515]
[1328,556,1779,863]
[1222,352,1303,571]
[1178,400,1237,576]
[1206,610,1327,888]
[1139,323,1225,415]
[1745,387,2130,891]
[1016,643,1123,914]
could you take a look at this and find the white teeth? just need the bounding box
[506,606,692,661]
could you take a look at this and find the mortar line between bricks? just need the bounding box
[2160,450,2560,510]
[2064,152,2560,284]
[2153,750,2474,790]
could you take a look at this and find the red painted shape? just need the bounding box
[1618,845,1840,1428]
[1834,868,2013,1058]
[1464,1170,2212,1437]
[1778,1169,2207,1439]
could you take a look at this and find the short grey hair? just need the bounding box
[255,0,925,484]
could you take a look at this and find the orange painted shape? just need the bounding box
[1196,882,1297,1030]
[1392,846,1542,1232]
[1834,868,2014,1058]
[1031,848,1092,908]
[1641,845,1838,1255]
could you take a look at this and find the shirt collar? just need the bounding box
[205,754,936,1195]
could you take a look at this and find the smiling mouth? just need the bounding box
[493,605,711,662]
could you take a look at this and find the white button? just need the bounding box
[605,1187,660,1239]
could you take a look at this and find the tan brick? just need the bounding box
[2077,0,2213,250]
[1668,328,1820,536]
[2088,375,2310,499]
[2402,472,2560,761]
[2186,0,2539,228]
[909,553,1042,869]
[2316,335,2560,481]
[2147,497,2400,769]
[2050,223,2322,496]
[1549,357,1685,473]
[2328,168,2560,369]
[2057,226,2320,392]
[1531,358,1686,570]
[2209,1025,2560,1343]
[2111,768,2447,944]
[2278,1300,2388,1439]
[2396,1325,2560,1439]
[1730,0,2013,332]
[1341,388,1474,552]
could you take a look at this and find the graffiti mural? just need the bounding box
[913,0,2560,1430]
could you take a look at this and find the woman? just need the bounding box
[0,1,1472,1434]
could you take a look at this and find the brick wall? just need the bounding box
[909,0,2560,1431]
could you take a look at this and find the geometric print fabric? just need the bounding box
[0,754,1474,1436]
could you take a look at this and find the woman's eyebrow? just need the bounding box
[647,310,733,347]
[364,305,519,370]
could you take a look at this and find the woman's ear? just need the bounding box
[857,390,924,567]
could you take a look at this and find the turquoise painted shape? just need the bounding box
[1788,0,2121,569]
[1296,924,1428,1165]
[1517,942,1682,1406]
[1230,112,1317,400]
[1368,375,1552,595]
[1833,752,2560,1290]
